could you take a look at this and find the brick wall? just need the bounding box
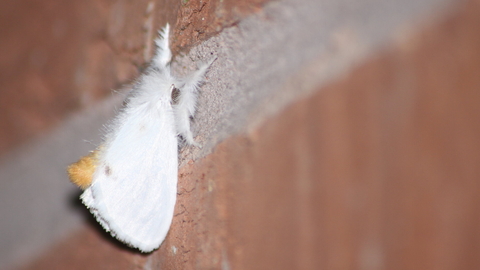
[1,0,479,269]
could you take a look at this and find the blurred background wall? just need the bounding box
[0,0,479,269]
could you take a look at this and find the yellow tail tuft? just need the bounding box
[67,150,99,189]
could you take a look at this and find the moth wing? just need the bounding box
[82,104,178,252]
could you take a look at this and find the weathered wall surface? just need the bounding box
[1,0,479,269]
[0,0,267,156]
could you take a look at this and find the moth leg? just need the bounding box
[152,24,172,69]
[174,58,215,147]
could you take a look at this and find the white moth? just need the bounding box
[67,24,214,252]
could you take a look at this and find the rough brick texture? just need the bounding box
[0,0,267,156]
[18,0,480,269]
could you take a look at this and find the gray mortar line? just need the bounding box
[0,0,457,268]
[173,0,456,164]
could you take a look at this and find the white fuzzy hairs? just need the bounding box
[68,24,214,252]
